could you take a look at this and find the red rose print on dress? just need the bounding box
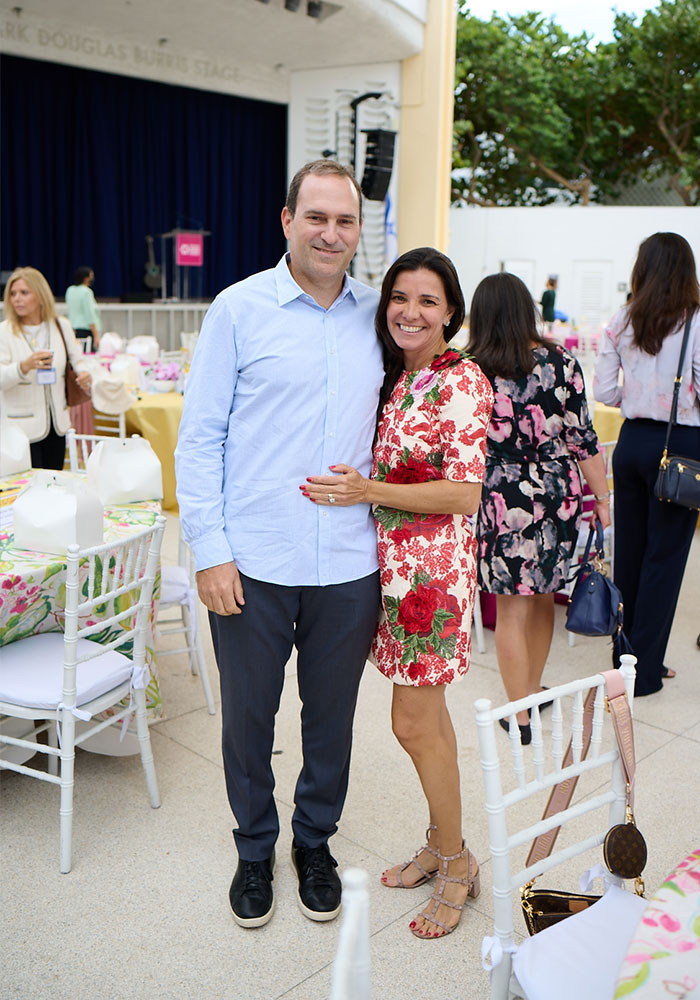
[397,582,442,635]
[385,572,462,665]
[390,526,412,545]
[388,513,452,546]
[370,351,493,685]
[430,349,462,371]
[406,661,428,682]
[386,455,442,485]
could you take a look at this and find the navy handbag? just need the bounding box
[565,523,624,638]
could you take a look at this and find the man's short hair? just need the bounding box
[285,160,363,222]
[74,266,93,285]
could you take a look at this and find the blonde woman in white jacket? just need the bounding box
[1,266,92,469]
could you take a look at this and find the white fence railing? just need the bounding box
[0,302,211,352]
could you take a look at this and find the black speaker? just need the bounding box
[360,129,396,202]
[121,290,154,303]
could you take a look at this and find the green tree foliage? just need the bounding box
[453,1,700,206]
[606,0,700,206]
[453,10,622,205]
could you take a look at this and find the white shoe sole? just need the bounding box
[230,897,275,929]
[230,853,276,929]
[296,895,341,922]
[291,846,342,922]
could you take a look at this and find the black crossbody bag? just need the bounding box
[653,314,700,511]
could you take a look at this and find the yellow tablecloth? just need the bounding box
[125,392,183,510]
[592,403,623,445]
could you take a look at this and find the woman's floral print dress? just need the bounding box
[370,348,493,686]
[476,343,600,595]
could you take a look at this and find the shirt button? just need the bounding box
[328,432,334,437]
[330,390,336,396]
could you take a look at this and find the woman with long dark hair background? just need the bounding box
[595,232,700,696]
[469,272,610,743]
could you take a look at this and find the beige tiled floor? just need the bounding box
[1,515,698,1000]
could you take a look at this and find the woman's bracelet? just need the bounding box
[594,492,611,502]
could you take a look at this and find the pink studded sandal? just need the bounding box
[381,824,439,889]
[410,842,480,938]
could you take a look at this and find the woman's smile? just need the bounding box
[387,268,454,369]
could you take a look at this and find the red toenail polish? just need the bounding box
[409,921,416,929]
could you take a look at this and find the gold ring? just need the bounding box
[328,494,336,504]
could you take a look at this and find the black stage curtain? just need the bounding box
[1,54,287,299]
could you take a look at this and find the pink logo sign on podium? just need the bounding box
[175,232,204,267]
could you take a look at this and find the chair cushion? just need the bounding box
[512,885,647,1000]
[0,632,133,710]
[159,565,190,605]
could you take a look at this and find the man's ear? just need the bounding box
[281,206,292,238]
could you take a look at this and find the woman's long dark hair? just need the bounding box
[628,233,699,355]
[376,247,466,419]
[467,272,545,379]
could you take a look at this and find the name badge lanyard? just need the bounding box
[24,323,57,385]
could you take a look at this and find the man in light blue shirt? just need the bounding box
[175,160,383,929]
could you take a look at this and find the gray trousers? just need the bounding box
[209,570,380,861]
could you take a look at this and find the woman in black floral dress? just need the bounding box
[469,273,610,743]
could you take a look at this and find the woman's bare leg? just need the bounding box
[383,684,474,936]
[495,593,555,724]
[525,593,555,690]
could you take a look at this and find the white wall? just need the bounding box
[448,206,700,329]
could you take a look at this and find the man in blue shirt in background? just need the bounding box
[175,160,383,928]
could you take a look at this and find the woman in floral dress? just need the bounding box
[469,272,611,743]
[303,248,493,939]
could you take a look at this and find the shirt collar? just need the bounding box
[274,253,358,309]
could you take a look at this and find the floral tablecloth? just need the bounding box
[0,470,163,727]
[615,849,700,998]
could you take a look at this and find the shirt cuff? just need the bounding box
[17,362,30,383]
[189,528,234,573]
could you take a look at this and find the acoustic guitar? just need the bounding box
[144,235,161,289]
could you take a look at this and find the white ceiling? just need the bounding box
[11,0,424,79]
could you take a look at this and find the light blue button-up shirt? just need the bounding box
[175,254,383,586]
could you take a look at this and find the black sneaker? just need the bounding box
[229,852,275,928]
[291,842,342,922]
